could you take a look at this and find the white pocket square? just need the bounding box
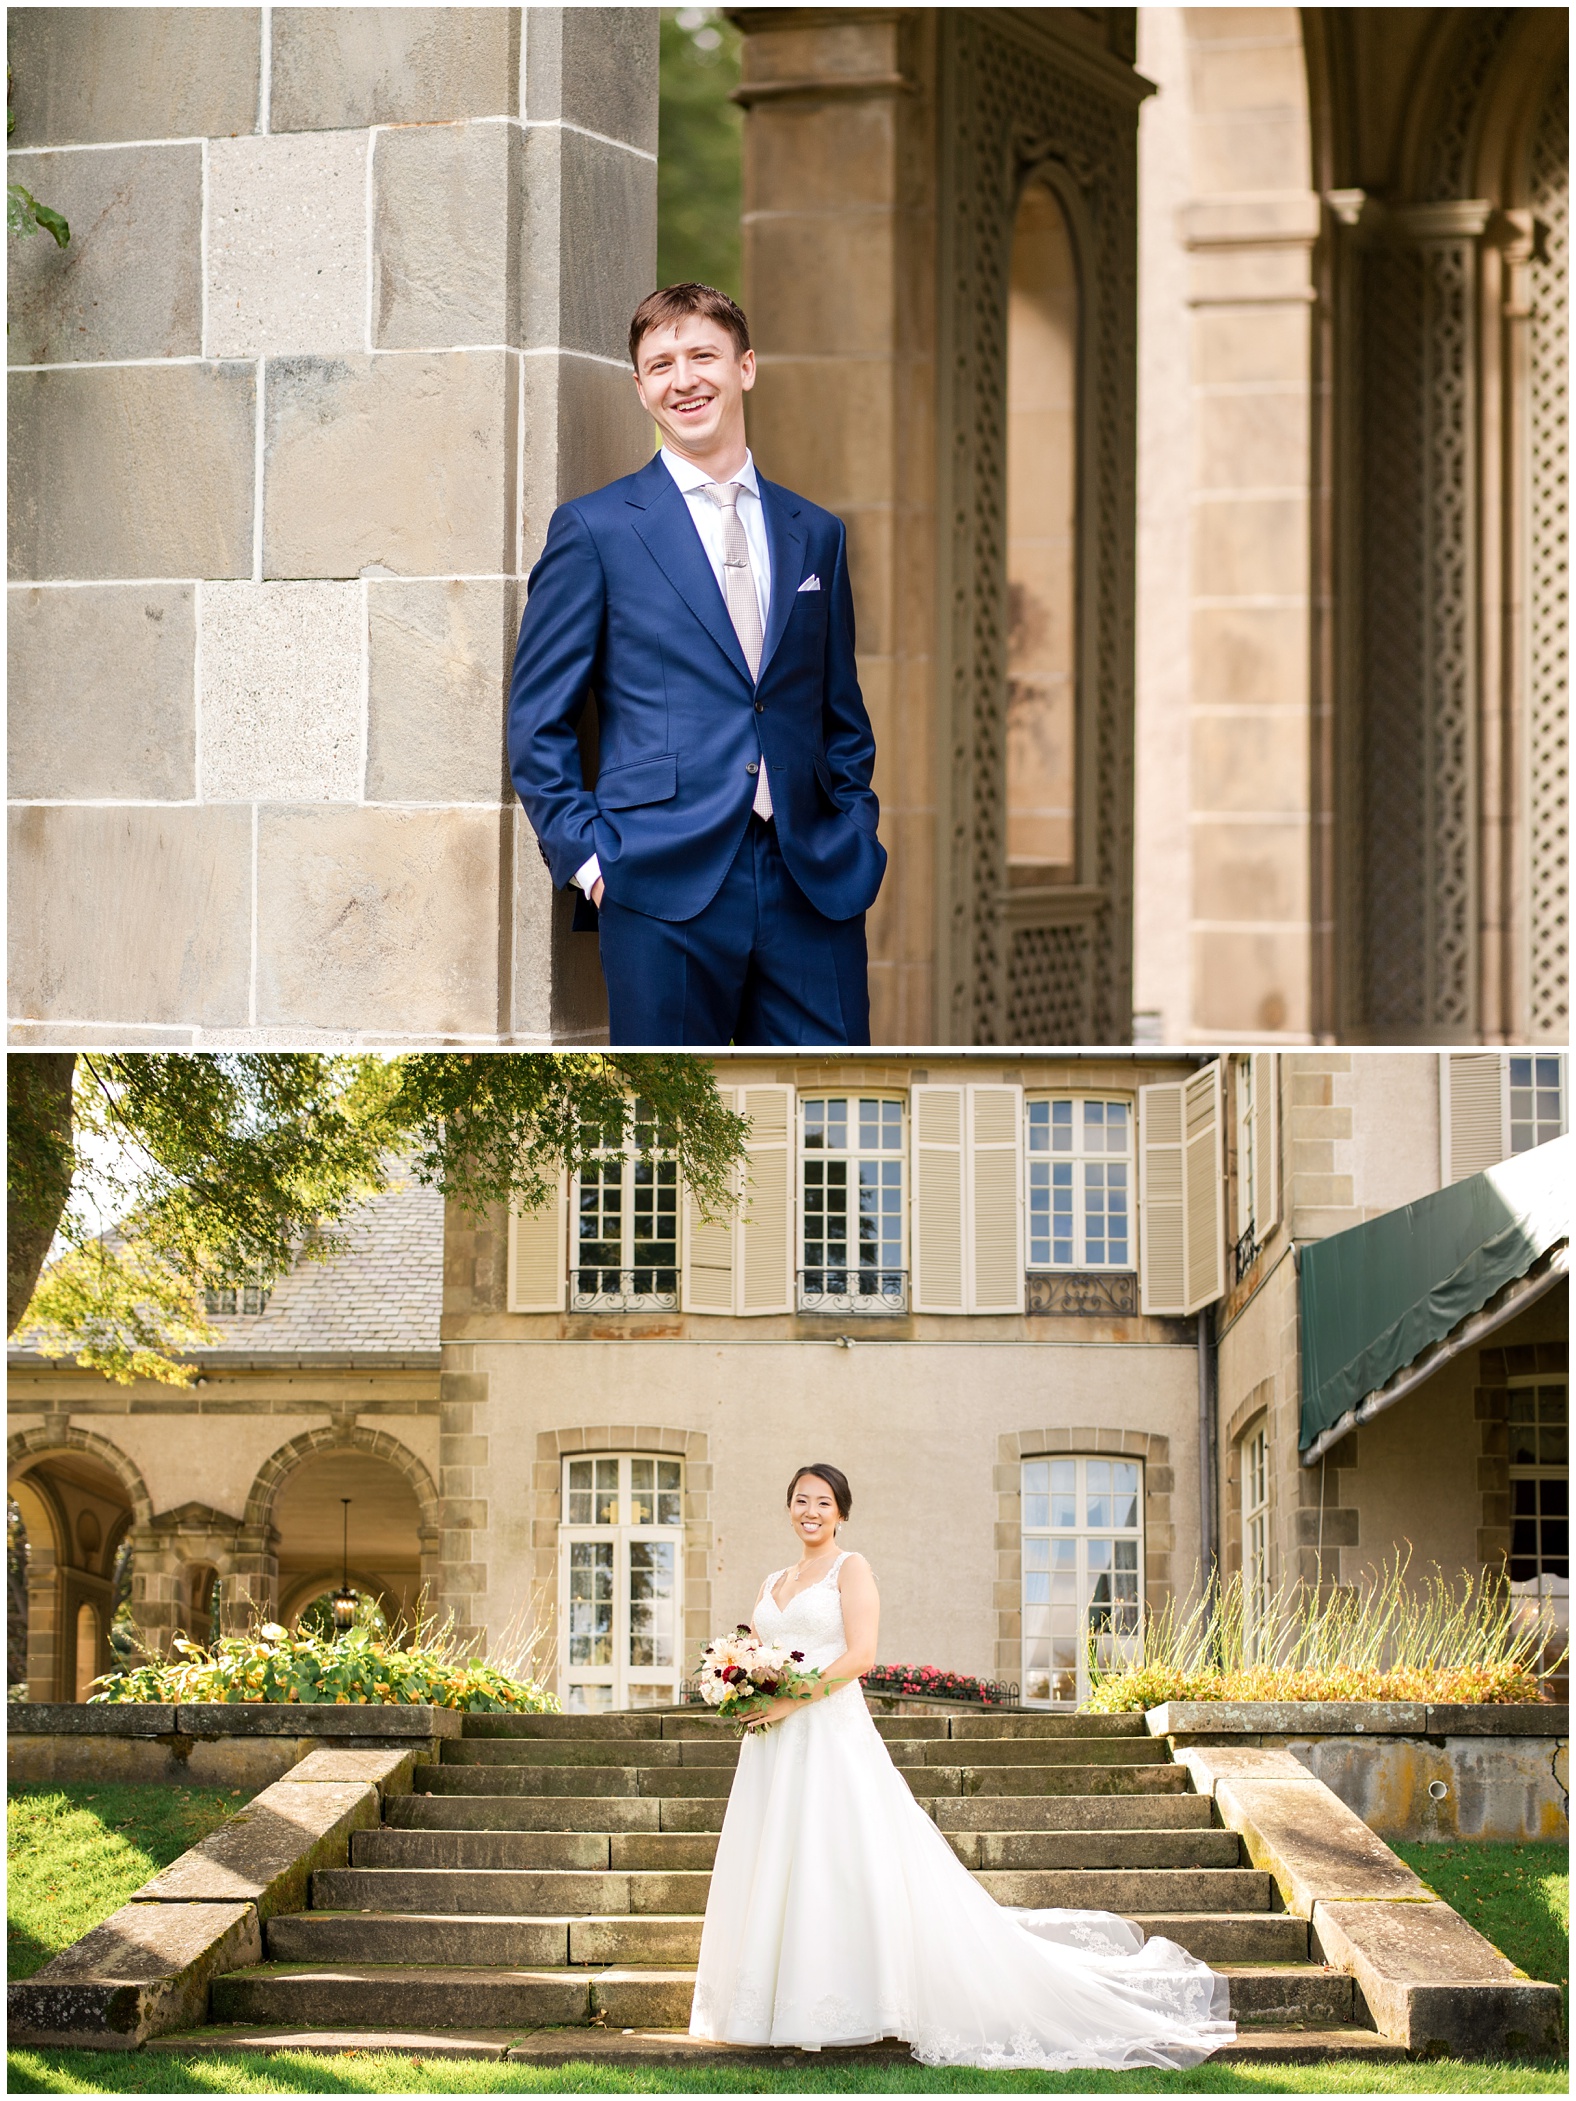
[797,574,822,593]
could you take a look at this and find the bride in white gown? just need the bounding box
[689,1464,1236,2070]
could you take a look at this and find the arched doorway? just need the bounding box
[7,1443,139,1701]
[268,1447,428,1633]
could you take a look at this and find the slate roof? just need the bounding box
[193,1177,446,1362]
[11,1176,446,1368]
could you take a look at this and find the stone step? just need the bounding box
[388,1794,669,1834]
[212,1957,1351,2037]
[946,1828,1241,1870]
[936,1763,1190,1796]
[973,1868,1274,1912]
[353,1829,719,1873]
[268,1912,706,1968]
[1124,1913,1309,1963]
[929,1794,1216,1831]
[313,1859,1271,1919]
[437,1734,1167,1769]
[210,1964,695,2031]
[455,1710,1149,1742]
[412,1760,1190,1800]
[154,2021,1405,2067]
[310,1867,712,1916]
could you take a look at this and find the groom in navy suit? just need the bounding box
[507,283,885,1045]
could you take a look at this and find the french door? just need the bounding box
[558,1454,685,1710]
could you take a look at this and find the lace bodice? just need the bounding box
[755,1551,851,1670]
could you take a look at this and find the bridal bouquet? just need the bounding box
[696,1625,820,1731]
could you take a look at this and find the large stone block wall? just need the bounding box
[8,6,657,1045]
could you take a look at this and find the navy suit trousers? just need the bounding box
[596,817,870,1047]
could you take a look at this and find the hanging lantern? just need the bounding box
[331,1497,357,1635]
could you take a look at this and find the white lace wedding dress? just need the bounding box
[689,1552,1236,2070]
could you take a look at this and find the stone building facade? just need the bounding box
[7,8,1568,1048]
[10,1049,1566,1705]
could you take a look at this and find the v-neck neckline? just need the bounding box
[770,1554,841,1616]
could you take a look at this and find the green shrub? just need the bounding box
[1082,1552,1563,1712]
[90,1609,557,1715]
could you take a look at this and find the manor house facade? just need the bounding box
[9,1051,1567,1707]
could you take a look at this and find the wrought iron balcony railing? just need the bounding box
[570,1267,679,1312]
[1232,1224,1258,1286]
[796,1266,908,1316]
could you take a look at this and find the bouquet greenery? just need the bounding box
[697,1624,821,1732]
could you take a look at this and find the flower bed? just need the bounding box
[860,1664,1013,1706]
[90,1621,556,1715]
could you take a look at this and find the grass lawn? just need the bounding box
[8,1780,243,1980]
[6,2052,1573,2096]
[1391,1839,1569,2027]
[7,1798,1568,2096]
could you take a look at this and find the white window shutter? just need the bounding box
[1252,1051,1279,1234]
[912,1084,967,1313]
[736,1083,795,1315]
[1138,1081,1186,1314]
[1183,1060,1225,1312]
[683,1087,737,1314]
[507,1172,567,1311]
[1442,1053,1507,1182]
[967,1083,1024,1313]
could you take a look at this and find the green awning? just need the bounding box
[1299,1135,1571,1457]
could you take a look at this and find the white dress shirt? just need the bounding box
[573,446,774,897]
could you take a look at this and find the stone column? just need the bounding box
[731,8,938,1046]
[1175,8,1319,1044]
[8,6,655,1046]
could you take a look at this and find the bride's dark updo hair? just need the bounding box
[786,1463,852,1520]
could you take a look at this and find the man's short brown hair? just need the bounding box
[629,283,751,370]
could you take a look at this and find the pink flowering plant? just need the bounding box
[861,1663,1009,1706]
[697,1624,821,1732]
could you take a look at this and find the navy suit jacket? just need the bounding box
[507,452,886,924]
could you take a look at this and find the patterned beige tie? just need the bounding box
[702,479,772,820]
[701,481,765,680]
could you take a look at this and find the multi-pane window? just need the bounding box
[1021,1456,1143,1702]
[572,1103,678,1310]
[560,1454,684,1711]
[800,1097,905,1311]
[204,1283,270,1315]
[1508,1057,1566,1153]
[1025,1099,1132,1269]
[1242,1425,1270,1656]
[1508,1379,1568,1586]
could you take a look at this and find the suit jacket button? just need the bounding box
[753,700,765,713]
[745,761,759,775]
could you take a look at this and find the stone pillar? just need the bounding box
[1175,8,1318,1044]
[732,8,938,1045]
[8,6,656,1046]
[437,1359,491,1654]
[24,1544,63,1704]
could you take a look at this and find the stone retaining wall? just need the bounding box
[7,1700,460,1790]
[1146,1702,1570,1843]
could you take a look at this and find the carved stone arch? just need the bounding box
[243,1425,441,1536]
[8,1423,154,1530]
[936,9,1142,1044]
[8,1424,152,1696]
[238,1425,442,1628]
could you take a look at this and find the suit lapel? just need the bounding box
[758,478,808,683]
[627,459,752,687]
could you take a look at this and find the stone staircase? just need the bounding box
[197,1708,1402,2062]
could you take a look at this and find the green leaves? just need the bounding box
[91,1607,559,1714]
[11,1049,750,1387]
[7,182,69,247]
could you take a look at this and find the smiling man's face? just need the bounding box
[634,314,755,469]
